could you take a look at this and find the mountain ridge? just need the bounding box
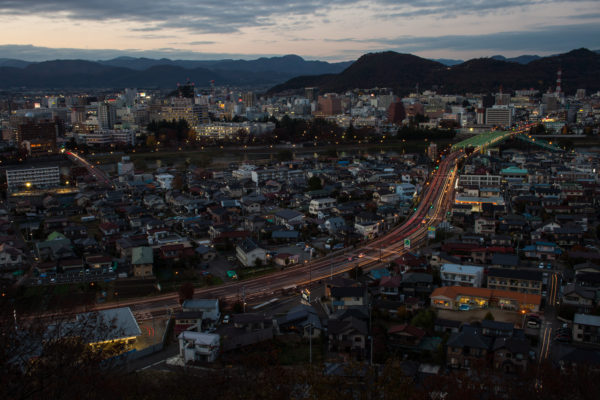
[268,48,600,95]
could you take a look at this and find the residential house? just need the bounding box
[330,286,368,311]
[573,314,600,345]
[194,244,217,262]
[324,216,346,234]
[309,198,336,216]
[274,253,299,267]
[388,324,426,349]
[85,255,113,272]
[328,317,368,357]
[236,238,267,267]
[446,325,491,369]
[98,222,119,236]
[178,331,220,363]
[182,299,220,325]
[0,244,25,270]
[131,246,153,277]
[220,312,274,351]
[434,318,461,335]
[522,241,562,261]
[562,284,597,312]
[379,275,402,297]
[492,337,530,373]
[401,272,434,298]
[174,311,204,335]
[273,209,304,229]
[275,304,322,338]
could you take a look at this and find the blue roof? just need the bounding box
[370,268,391,280]
[272,230,299,239]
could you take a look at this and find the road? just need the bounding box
[77,148,464,317]
[538,271,561,362]
[65,150,114,187]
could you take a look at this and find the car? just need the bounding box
[222,315,230,324]
[546,263,552,270]
[201,271,210,276]
[554,334,571,343]
[542,291,547,297]
[295,242,305,247]
[538,263,545,269]
[358,253,365,258]
[527,320,540,329]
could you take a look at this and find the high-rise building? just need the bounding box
[317,94,342,116]
[485,107,512,127]
[17,120,58,156]
[427,143,438,161]
[305,87,319,102]
[387,100,406,124]
[97,102,116,129]
[495,93,511,106]
[177,80,195,99]
[241,92,256,107]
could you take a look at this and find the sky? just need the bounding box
[0,0,599,62]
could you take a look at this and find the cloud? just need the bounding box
[0,0,362,34]
[323,23,600,59]
[1,0,593,35]
[0,44,280,61]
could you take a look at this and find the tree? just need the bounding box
[307,176,323,191]
[483,311,495,321]
[276,149,293,162]
[178,282,194,305]
[145,134,157,147]
[411,309,436,331]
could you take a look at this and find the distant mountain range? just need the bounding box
[0,49,598,91]
[268,48,600,95]
[0,55,352,89]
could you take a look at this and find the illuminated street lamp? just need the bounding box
[25,182,31,189]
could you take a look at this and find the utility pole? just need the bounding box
[242,286,246,313]
[309,323,312,364]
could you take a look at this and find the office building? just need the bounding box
[317,94,342,116]
[97,102,116,129]
[17,120,58,156]
[485,107,512,127]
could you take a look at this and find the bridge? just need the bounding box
[452,127,563,153]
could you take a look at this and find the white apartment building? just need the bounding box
[440,264,484,287]
[78,130,135,146]
[156,173,175,190]
[6,166,60,192]
[459,174,501,188]
[309,198,337,216]
[251,168,303,184]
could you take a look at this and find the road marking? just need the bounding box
[139,359,167,371]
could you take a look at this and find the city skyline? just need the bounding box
[0,0,598,62]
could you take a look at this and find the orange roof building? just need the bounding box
[430,286,541,313]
